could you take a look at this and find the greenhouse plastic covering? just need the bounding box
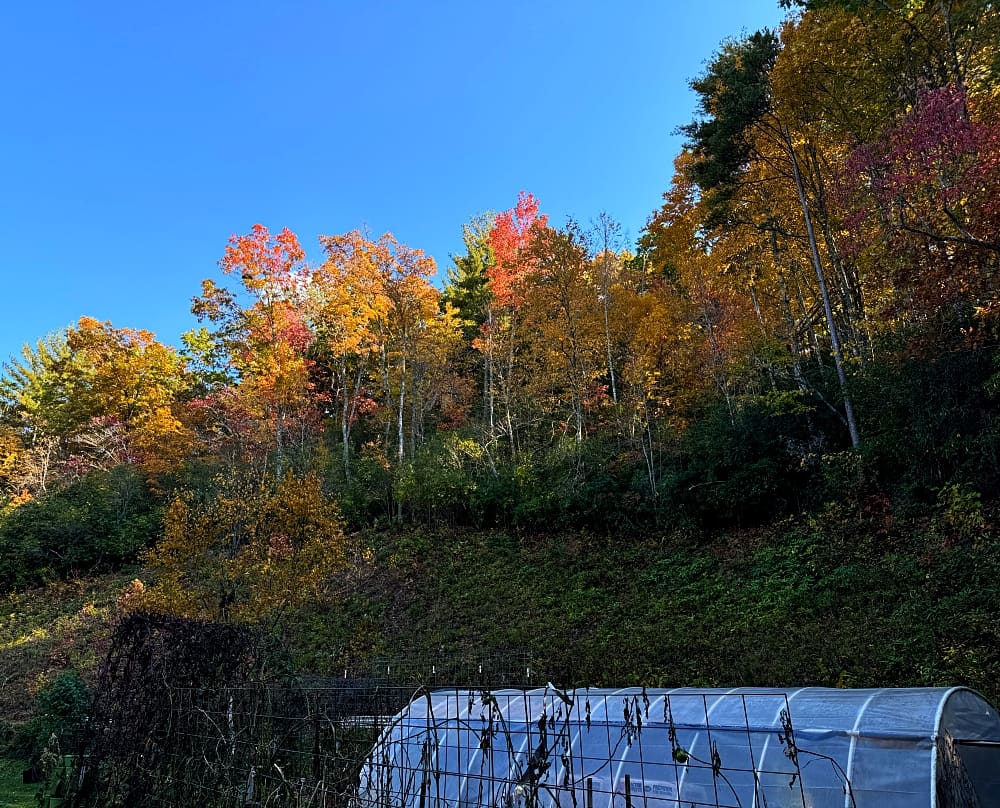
[359,686,1000,808]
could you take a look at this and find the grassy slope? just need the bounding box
[291,502,1000,703]
[0,574,131,803]
[2,498,999,738]
[0,573,132,724]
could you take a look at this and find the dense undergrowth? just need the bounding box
[289,496,1000,702]
[4,489,997,761]
[0,574,128,727]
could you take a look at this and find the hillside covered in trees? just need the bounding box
[3,0,1000,768]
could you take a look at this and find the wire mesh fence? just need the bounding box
[66,614,1000,807]
[72,679,411,807]
[358,650,538,688]
[69,681,837,808]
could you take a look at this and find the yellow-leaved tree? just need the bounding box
[138,473,348,623]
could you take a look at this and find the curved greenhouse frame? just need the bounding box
[359,686,1000,808]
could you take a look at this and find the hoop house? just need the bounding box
[359,686,1000,808]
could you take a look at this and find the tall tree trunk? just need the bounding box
[771,231,807,385]
[807,143,869,362]
[635,391,657,501]
[380,345,393,451]
[340,368,351,480]
[503,315,518,459]
[395,352,407,523]
[274,405,284,478]
[397,354,406,464]
[603,295,617,404]
[485,304,495,437]
[786,130,861,448]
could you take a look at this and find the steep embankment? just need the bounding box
[3,492,999,733]
[0,573,130,725]
[291,501,1000,703]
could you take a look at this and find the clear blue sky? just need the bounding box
[0,1,787,361]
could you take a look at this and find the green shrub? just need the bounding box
[394,434,480,525]
[852,349,1000,510]
[937,483,987,544]
[7,672,91,764]
[0,466,160,590]
[661,395,825,528]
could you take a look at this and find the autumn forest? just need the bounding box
[3,0,1000,772]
